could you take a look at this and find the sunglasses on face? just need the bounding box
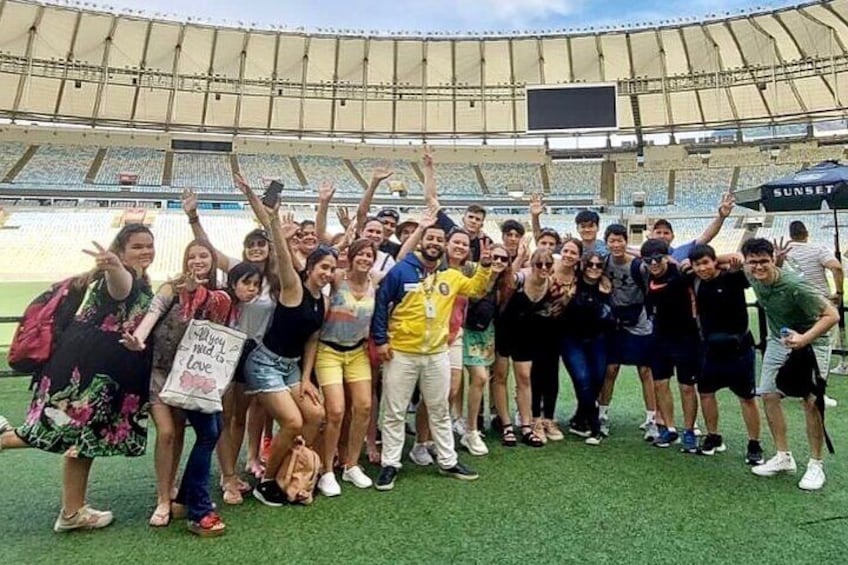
[586,261,604,269]
[246,240,268,249]
[745,258,772,266]
[534,261,554,269]
[492,255,510,263]
[644,254,666,265]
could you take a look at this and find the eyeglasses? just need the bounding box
[534,261,554,269]
[492,255,510,263]
[586,261,604,269]
[644,254,666,265]
[246,240,268,249]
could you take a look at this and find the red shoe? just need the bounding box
[188,512,226,537]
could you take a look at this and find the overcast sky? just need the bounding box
[95,0,796,33]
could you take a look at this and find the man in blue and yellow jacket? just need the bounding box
[371,224,493,490]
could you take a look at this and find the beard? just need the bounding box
[420,245,444,262]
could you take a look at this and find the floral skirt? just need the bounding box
[463,324,495,367]
[17,323,152,458]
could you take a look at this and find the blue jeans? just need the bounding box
[561,335,608,433]
[175,410,223,522]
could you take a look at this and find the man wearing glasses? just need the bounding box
[641,238,701,453]
[742,238,838,491]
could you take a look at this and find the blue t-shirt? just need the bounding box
[670,240,696,263]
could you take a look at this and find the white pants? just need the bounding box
[380,350,456,469]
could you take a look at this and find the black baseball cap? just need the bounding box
[377,208,400,222]
[243,228,271,246]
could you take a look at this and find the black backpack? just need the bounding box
[776,345,834,454]
[464,287,497,331]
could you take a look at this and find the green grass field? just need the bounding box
[1,282,848,564]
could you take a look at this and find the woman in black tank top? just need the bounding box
[238,185,337,507]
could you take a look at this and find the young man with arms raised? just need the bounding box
[371,221,494,490]
[688,244,764,464]
[742,238,838,491]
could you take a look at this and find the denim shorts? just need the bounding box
[244,344,302,395]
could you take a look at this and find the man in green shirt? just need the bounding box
[742,238,839,491]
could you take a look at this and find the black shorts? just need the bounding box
[606,330,653,367]
[233,338,258,384]
[698,346,756,399]
[650,336,700,385]
[494,319,536,362]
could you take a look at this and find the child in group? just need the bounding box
[217,262,265,504]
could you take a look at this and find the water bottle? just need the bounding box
[780,327,792,339]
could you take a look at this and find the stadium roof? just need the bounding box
[0,0,847,138]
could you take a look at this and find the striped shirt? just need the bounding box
[320,278,376,347]
[785,241,837,298]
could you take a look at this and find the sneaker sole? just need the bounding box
[752,467,797,477]
[439,469,479,481]
[798,480,826,491]
[342,477,373,489]
[745,457,765,466]
[460,439,489,456]
[374,481,395,491]
[54,516,114,532]
[252,489,285,507]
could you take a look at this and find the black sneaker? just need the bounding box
[439,461,479,481]
[568,420,591,439]
[745,440,765,466]
[253,480,287,507]
[699,433,726,456]
[375,466,398,491]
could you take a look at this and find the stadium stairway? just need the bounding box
[85,148,107,184]
[474,165,490,195]
[3,145,37,183]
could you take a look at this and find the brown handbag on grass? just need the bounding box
[275,436,321,505]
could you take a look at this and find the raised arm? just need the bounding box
[397,206,438,262]
[82,241,133,301]
[529,193,544,242]
[355,166,393,232]
[267,210,304,307]
[182,189,231,272]
[421,146,440,211]
[457,240,493,298]
[695,193,734,246]
[315,181,336,244]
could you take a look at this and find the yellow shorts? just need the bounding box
[315,342,372,387]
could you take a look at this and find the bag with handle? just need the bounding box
[275,436,321,505]
[776,345,834,454]
[9,277,87,377]
[159,319,246,413]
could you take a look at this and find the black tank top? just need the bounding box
[262,284,325,359]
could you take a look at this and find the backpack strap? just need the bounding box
[630,258,647,295]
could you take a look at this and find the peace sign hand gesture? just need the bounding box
[83,241,122,273]
[181,188,198,215]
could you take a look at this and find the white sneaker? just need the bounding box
[600,415,610,437]
[452,417,468,437]
[798,460,826,491]
[0,415,11,434]
[317,472,342,497]
[460,431,489,456]
[409,443,434,466]
[638,416,651,431]
[824,395,838,408]
[752,453,797,477]
[643,422,660,442]
[342,465,373,489]
[54,505,114,533]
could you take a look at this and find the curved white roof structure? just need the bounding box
[0,0,847,138]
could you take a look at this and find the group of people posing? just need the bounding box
[0,149,841,537]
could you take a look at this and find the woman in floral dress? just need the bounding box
[0,223,155,532]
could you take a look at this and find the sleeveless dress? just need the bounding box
[18,272,154,458]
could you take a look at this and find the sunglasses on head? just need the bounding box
[644,254,666,265]
[492,255,510,263]
[534,261,554,269]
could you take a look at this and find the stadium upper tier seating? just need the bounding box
[95,147,166,187]
[171,153,234,192]
[548,161,601,198]
[16,144,99,185]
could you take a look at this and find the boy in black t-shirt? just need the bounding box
[641,239,700,452]
[689,244,764,465]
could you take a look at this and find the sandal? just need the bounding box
[245,459,265,480]
[170,501,187,520]
[149,503,171,527]
[521,425,544,448]
[501,425,517,447]
[188,512,226,537]
[222,484,244,505]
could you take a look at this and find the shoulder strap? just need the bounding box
[630,258,647,294]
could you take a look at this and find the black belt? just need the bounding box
[320,339,366,353]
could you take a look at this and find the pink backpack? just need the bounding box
[275,436,321,505]
[8,278,86,375]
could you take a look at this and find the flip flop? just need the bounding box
[149,504,171,527]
